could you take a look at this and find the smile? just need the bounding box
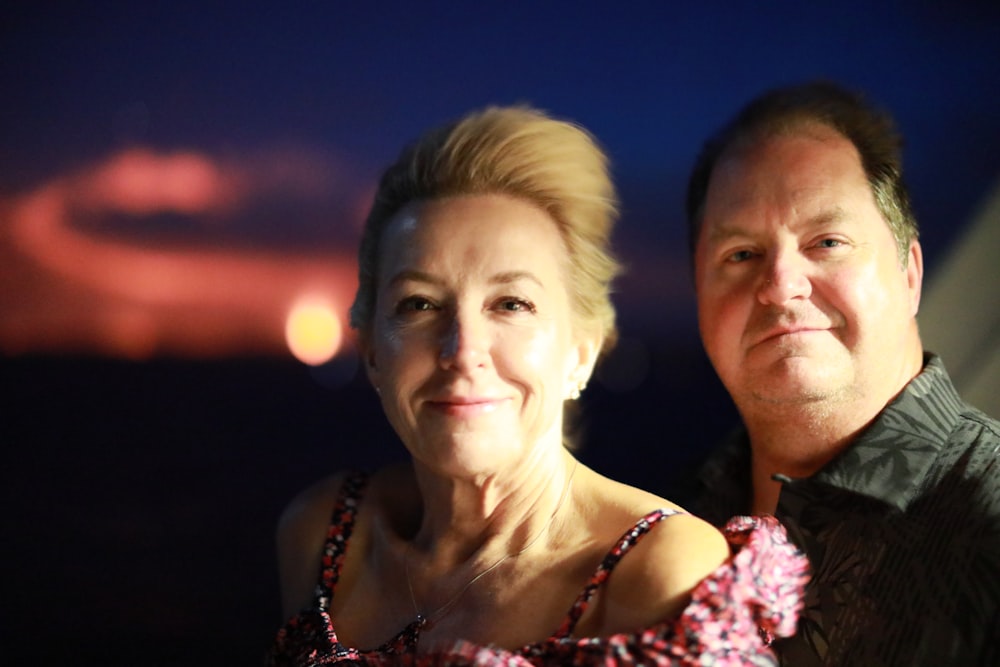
[754,327,827,347]
[426,398,508,417]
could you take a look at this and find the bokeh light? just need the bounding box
[285,298,342,365]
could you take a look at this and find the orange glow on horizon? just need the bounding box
[0,146,366,359]
[285,299,343,365]
[81,148,236,215]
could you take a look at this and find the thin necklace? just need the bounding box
[404,460,578,630]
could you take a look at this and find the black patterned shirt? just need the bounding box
[694,354,1000,666]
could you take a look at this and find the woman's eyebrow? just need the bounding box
[387,269,441,288]
[490,270,544,288]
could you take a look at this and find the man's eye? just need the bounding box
[816,238,843,248]
[727,249,754,263]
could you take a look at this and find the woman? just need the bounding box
[267,107,807,665]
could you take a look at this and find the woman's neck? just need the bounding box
[408,447,579,571]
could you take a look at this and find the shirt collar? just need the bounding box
[801,354,963,511]
[699,354,965,516]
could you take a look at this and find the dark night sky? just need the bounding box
[2,3,999,664]
[3,3,1000,344]
[4,3,1000,291]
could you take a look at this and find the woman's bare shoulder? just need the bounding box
[277,472,350,551]
[274,465,417,618]
[582,474,729,633]
[622,508,729,593]
[275,472,350,618]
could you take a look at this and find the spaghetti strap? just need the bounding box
[267,502,808,664]
[554,508,685,637]
[312,471,369,611]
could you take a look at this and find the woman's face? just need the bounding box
[363,194,597,478]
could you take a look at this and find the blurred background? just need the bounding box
[2,3,999,664]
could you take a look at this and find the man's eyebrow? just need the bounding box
[805,207,849,228]
[705,206,849,243]
[705,224,750,244]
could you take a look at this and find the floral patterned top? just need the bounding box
[266,472,808,666]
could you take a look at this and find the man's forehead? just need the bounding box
[720,119,852,165]
[703,135,875,231]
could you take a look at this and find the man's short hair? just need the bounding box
[686,81,919,265]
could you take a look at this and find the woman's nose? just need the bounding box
[439,311,488,371]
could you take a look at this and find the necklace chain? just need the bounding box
[404,460,578,629]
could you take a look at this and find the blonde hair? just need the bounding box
[350,106,622,353]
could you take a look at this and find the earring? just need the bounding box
[569,380,587,401]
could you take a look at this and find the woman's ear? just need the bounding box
[566,331,602,400]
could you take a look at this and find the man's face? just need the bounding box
[693,126,922,415]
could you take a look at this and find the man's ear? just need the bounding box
[906,240,923,317]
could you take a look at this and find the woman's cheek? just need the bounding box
[518,325,564,373]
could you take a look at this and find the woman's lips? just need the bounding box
[427,397,507,417]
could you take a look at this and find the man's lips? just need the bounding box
[751,326,827,347]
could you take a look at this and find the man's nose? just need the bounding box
[757,249,812,305]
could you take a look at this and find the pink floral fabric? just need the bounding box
[266,472,809,666]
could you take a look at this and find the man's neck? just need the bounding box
[741,339,926,516]
[744,405,871,515]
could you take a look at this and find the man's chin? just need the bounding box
[743,364,850,406]
[749,386,837,406]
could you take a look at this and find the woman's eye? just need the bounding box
[816,238,843,248]
[496,298,534,313]
[726,249,755,263]
[396,296,436,314]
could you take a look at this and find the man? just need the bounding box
[686,81,1000,665]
